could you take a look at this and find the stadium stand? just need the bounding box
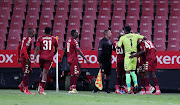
[0,0,179,51]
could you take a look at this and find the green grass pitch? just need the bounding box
[0,89,180,105]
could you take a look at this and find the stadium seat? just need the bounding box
[24,15,38,29]
[167,39,179,51]
[99,0,111,9]
[27,8,40,19]
[142,0,154,8]
[85,0,97,8]
[39,16,52,29]
[8,29,21,42]
[154,16,167,25]
[0,7,10,19]
[56,0,69,12]
[37,29,46,38]
[127,8,140,18]
[153,40,166,51]
[42,0,55,8]
[96,16,109,37]
[41,8,54,20]
[6,42,19,50]
[54,15,66,28]
[141,7,154,19]
[111,16,124,41]
[139,24,152,41]
[156,0,168,8]
[13,9,25,19]
[81,29,94,41]
[126,16,138,32]
[128,0,140,8]
[99,8,111,19]
[56,7,68,20]
[0,41,5,50]
[0,29,6,41]
[84,8,97,19]
[28,0,41,5]
[0,0,12,10]
[114,0,126,9]
[80,39,93,50]
[0,16,8,28]
[10,15,23,29]
[71,0,83,11]
[70,8,82,19]
[94,36,104,50]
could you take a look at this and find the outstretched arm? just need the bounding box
[34,46,40,60]
[129,50,145,58]
[77,49,90,65]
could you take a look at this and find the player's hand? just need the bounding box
[17,58,20,64]
[99,63,102,68]
[26,58,31,65]
[86,59,90,65]
[34,58,37,66]
[129,54,135,59]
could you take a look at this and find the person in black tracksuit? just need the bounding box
[96,30,113,93]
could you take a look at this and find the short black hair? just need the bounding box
[124,26,131,33]
[28,28,34,35]
[103,30,109,36]
[45,27,51,35]
[71,30,77,36]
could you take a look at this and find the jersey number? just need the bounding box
[145,41,154,49]
[43,40,52,50]
[130,39,132,47]
[116,47,123,54]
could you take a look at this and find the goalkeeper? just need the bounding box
[117,26,147,94]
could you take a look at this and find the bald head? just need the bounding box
[28,28,35,37]
[104,30,112,39]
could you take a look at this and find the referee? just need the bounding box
[97,30,113,93]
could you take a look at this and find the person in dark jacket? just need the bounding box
[97,30,113,93]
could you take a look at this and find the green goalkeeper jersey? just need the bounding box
[118,33,144,54]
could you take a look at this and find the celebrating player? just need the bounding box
[117,26,147,94]
[114,30,126,94]
[130,39,161,95]
[66,30,90,94]
[17,28,35,94]
[34,27,58,95]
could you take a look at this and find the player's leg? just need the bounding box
[20,59,35,94]
[151,60,161,95]
[130,57,138,94]
[18,58,26,93]
[115,63,121,93]
[69,62,80,93]
[124,56,132,93]
[39,60,52,95]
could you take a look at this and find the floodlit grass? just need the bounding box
[0,89,180,105]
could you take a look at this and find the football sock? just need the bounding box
[70,76,74,86]
[153,77,159,87]
[41,80,46,89]
[74,76,79,86]
[145,77,150,91]
[140,76,145,88]
[115,85,119,90]
[155,86,160,91]
[104,79,109,91]
[39,76,42,87]
[23,75,29,87]
[130,71,138,86]
[125,74,131,92]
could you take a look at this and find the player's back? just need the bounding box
[121,33,144,53]
[36,35,58,61]
[114,40,124,61]
[142,40,156,60]
[20,36,32,58]
[66,38,79,63]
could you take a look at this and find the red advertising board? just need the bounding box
[0,50,180,69]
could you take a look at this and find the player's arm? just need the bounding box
[130,42,146,58]
[77,49,90,64]
[98,41,103,67]
[17,42,21,63]
[112,42,116,51]
[34,39,40,63]
[75,42,90,65]
[117,37,123,49]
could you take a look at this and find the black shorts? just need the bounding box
[101,62,111,75]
